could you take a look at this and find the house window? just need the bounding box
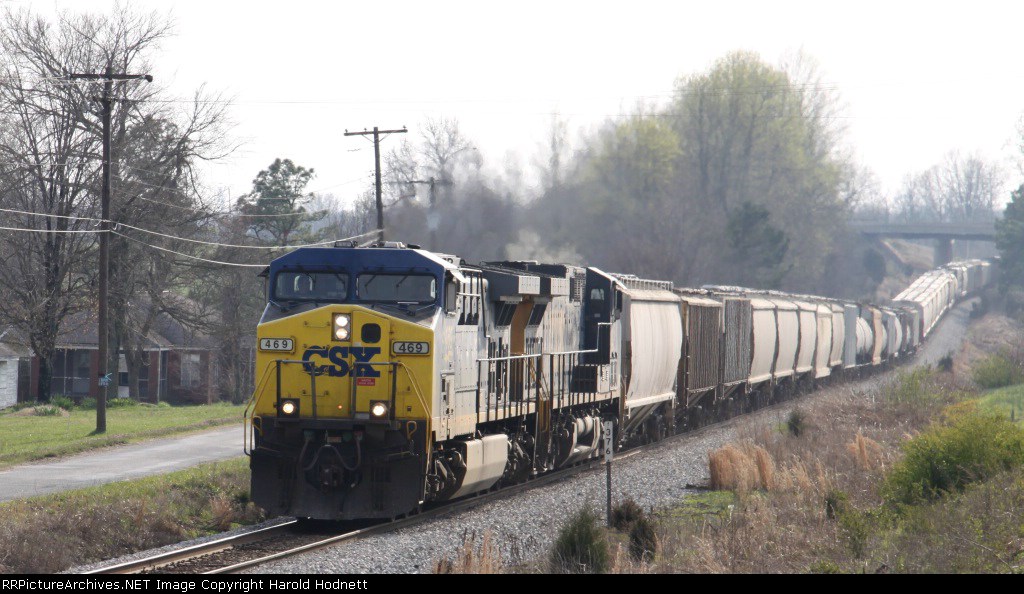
[180,353,202,388]
[71,350,91,397]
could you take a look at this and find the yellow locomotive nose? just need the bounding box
[251,305,432,422]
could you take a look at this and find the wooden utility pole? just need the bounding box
[69,68,152,434]
[344,126,407,243]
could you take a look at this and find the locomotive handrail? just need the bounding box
[393,362,431,440]
[545,347,599,356]
[244,362,280,456]
[244,359,322,455]
[477,347,598,362]
[477,352,542,363]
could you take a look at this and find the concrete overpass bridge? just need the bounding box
[849,221,997,265]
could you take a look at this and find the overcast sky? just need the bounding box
[33,0,1024,209]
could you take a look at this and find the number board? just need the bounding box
[392,341,430,355]
[259,338,294,352]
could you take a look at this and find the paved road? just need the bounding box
[0,424,244,503]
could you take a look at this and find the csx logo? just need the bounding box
[301,346,381,378]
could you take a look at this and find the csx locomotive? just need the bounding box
[245,241,992,521]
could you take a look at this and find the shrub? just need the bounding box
[824,489,848,520]
[971,352,1024,389]
[610,498,644,532]
[837,508,871,558]
[885,367,935,405]
[786,409,806,437]
[50,396,74,410]
[627,515,657,563]
[550,507,609,574]
[883,403,1024,505]
[78,397,97,410]
[937,353,954,373]
[107,397,139,409]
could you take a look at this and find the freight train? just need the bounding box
[244,242,992,521]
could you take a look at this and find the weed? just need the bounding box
[210,494,235,531]
[435,530,503,574]
[627,515,657,563]
[824,490,848,520]
[885,367,936,405]
[708,442,775,492]
[550,507,609,574]
[846,431,882,470]
[786,409,806,437]
[50,396,74,410]
[837,508,871,558]
[33,405,61,417]
[610,498,644,532]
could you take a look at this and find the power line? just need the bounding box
[114,221,380,250]
[0,206,378,248]
[110,228,384,268]
[0,205,103,223]
[111,230,266,268]
[0,225,102,234]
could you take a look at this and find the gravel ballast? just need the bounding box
[244,300,976,574]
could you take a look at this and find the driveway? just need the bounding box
[0,424,244,503]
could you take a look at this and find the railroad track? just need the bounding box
[85,449,645,574]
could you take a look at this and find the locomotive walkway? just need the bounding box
[0,424,243,503]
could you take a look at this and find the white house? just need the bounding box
[0,330,30,409]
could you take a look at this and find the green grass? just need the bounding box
[656,490,737,522]
[977,384,1024,425]
[0,456,264,573]
[0,402,244,468]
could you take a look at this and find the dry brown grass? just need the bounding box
[657,367,973,573]
[607,542,652,573]
[434,530,504,574]
[846,431,883,471]
[210,494,236,531]
[708,442,775,492]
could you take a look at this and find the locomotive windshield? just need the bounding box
[356,273,436,304]
[273,271,348,303]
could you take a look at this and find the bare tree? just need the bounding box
[0,6,232,400]
[894,151,1003,223]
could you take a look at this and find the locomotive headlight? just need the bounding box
[279,398,299,417]
[370,401,389,419]
[333,314,351,341]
